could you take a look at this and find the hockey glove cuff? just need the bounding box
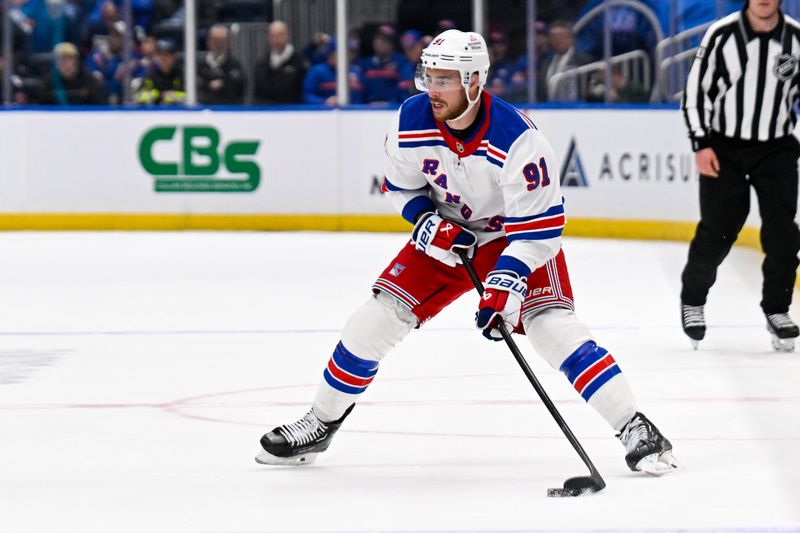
[475,270,527,341]
[411,212,477,267]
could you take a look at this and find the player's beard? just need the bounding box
[430,90,469,122]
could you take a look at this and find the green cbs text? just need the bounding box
[139,126,261,192]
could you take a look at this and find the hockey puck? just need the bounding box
[546,475,604,497]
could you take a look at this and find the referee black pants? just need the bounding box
[681,134,800,315]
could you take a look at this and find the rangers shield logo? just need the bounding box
[774,54,799,82]
[389,263,405,277]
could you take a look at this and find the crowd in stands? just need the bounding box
[271,18,652,106]
[0,0,728,106]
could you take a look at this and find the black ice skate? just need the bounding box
[681,303,706,350]
[765,313,799,352]
[617,412,678,476]
[255,405,354,465]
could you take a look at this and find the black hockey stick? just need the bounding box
[457,250,606,497]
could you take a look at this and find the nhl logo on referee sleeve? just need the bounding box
[774,54,799,82]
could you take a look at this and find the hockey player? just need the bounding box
[256,30,678,475]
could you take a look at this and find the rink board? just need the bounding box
[0,107,765,247]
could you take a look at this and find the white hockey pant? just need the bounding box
[523,307,637,431]
[312,292,417,422]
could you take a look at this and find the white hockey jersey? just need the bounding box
[383,91,565,277]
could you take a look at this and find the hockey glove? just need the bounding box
[411,212,477,267]
[475,270,527,341]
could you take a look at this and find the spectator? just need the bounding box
[511,21,553,102]
[358,24,408,105]
[84,0,120,44]
[301,39,363,105]
[347,27,362,64]
[138,35,158,73]
[254,20,306,104]
[533,20,552,61]
[85,21,144,104]
[400,29,423,62]
[41,42,106,105]
[303,32,332,66]
[485,30,519,99]
[398,29,423,98]
[133,38,184,105]
[516,20,553,101]
[87,0,155,35]
[197,24,245,105]
[586,65,650,103]
[539,20,592,101]
[19,0,82,54]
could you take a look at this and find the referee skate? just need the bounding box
[765,313,800,352]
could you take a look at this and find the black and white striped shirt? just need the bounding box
[682,8,800,151]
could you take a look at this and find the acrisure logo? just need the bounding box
[560,137,589,187]
[139,125,261,192]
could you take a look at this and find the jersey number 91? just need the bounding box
[523,157,551,191]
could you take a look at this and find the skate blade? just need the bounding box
[690,339,699,351]
[254,449,319,466]
[634,451,678,476]
[770,336,795,352]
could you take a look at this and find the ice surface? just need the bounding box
[0,232,798,533]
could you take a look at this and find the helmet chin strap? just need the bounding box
[446,86,483,125]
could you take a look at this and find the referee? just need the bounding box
[681,0,800,351]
